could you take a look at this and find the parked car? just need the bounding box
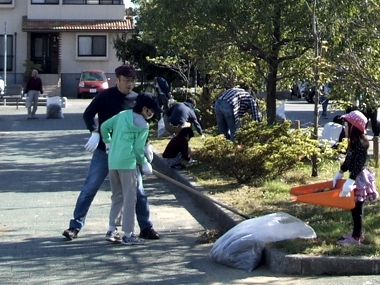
[77,70,109,98]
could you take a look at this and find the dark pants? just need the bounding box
[365,109,380,136]
[351,201,364,238]
[157,93,169,111]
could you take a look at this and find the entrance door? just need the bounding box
[31,33,59,74]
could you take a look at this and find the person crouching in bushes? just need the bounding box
[162,127,195,169]
[332,110,378,246]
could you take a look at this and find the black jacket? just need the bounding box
[83,86,138,152]
[165,102,203,135]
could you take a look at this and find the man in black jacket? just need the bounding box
[62,65,160,242]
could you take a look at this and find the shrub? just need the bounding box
[197,118,341,185]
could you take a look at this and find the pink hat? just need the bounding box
[342,110,368,134]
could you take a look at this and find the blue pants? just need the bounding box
[69,149,152,232]
[320,95,329,118]
[214,99,237,141]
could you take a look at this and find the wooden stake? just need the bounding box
[374,136,379,168]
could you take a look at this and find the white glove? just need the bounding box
[105,144,110,154]
[332,171,344,188]
[142,162,153,175]
[339,178,355,197]
[84,132,100,152]
[144,144,154,163]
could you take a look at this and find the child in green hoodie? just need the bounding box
[101,92,161,245]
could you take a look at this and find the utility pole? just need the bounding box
[3,21,7,88]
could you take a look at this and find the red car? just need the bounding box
[77,70,110,98]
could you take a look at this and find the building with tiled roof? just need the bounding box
[0,1,134,98]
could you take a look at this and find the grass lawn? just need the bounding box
[149,129,380,257]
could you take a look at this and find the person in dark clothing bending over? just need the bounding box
[164,98,205,138]
[162,127,195,169]
[147,74,172,116]
[214,87,261,141]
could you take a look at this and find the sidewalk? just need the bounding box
[0,100,379,284]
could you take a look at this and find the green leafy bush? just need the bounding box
[197,118,341,185]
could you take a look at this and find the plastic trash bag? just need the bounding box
[25,94,32,109]
[46,96,64,119]
[276,102,286,121]
[157,118,166,137]
[157,117,170,137]
[318,122,343,147]
[209,212,316,272]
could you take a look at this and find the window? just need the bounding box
[0,35,13,71]
[78,35,107,57]
[62,0,85,3]
[0,0,13,4]
[31,0,59,4]
[63,0,122,4]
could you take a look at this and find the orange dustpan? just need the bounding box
[290,179,355,210]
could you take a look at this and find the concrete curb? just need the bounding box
[151,150,380,276]
[151,150,242,233]
[264,247,380,275]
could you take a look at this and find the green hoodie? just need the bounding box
[101,110,149,170]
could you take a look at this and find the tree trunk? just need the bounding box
[311,0,319,177]
[267,5,281,125]
[266,63,278,125]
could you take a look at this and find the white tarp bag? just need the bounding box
[209,212,316,272]
[157,117,170,137]
[25,94,32,109]
[319,122,344,147]
[46,96,64,119]
[276,102,286,121]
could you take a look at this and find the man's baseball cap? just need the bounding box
[135,92,162,114]
[115,65,136,78]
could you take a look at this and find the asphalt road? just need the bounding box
[0,99,379,284]
[284,98,346,128]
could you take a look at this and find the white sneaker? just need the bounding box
[337,236,363,246]
[105,229,122,243]
[122,233,145,245]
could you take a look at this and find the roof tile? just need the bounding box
[22,16,133,32]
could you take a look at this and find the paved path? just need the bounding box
[0,100,379,284]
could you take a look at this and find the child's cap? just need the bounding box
[341,110,368,134]
[135,92,162,114]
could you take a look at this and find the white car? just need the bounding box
[0,77,4,95]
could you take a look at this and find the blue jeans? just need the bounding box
[69,148,153,232]
[214,99,237,141]
[320,95,329,117]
